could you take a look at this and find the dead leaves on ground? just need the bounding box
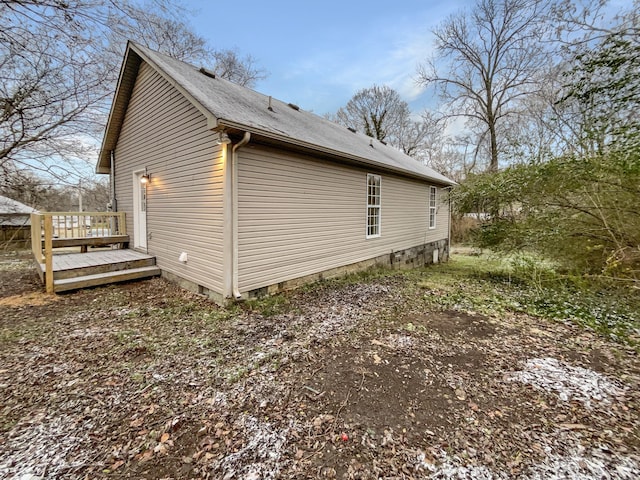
[0,268,639,478]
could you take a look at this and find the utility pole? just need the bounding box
[78,180,83,212]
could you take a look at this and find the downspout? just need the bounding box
[110,150,118,235]
[110,150,117,211]
[448,188,451,259]
[444,185,453,259]
[231,132,251,299]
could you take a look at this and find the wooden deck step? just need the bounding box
[51,250,156,280]
[54,266,161,292]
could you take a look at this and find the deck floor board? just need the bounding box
[39,249,154,273]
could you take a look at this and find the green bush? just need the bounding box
[452,146,640,284]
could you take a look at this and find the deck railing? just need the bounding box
[31,212,127,293]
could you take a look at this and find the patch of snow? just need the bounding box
[385,333,417,350]
[212,414,290,480]
[250,351,269,364]
[526,445,640,480]
[67,326,110,339]
[298,283,393,342]
[111,307,138,317]
[507,357,626,407]
[302,310,359,342]
[0,413,93,479]
[418,450,505,479]
[415,445,639,480]
[203,391,228,408]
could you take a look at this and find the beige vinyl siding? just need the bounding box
[237,146,449,292]
[114,61,224,294]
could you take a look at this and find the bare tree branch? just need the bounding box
[418,0,552,171]
[1,0,268,187]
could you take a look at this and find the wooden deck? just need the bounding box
[31,211,160,293]
[29,211,162,293]
[36,249,160,293]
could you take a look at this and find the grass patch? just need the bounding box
[418,252,640,348]
[244,294,292,317]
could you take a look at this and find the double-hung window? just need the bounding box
[366,174,381,238]
[429,186,437,229]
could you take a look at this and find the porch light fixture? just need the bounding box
[140,168,150,184]
[216,132,232,145]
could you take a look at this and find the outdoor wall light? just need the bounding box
[140,168,150,184]
[216,132,232,145]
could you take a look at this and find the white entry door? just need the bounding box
[133,170,147,250]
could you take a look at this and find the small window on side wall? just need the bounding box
[429,186,437,229]
[367,174,381,238]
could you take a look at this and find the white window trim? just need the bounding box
[429,185,437,230]
[366,174,381,239]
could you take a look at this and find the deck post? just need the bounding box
[30,213,44,263]
[118,212,126,234]
[44,215,54,294]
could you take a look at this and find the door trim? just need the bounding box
[132,169,148,251]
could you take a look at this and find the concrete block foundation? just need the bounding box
[248,238,449,299]
[159,238,449,304]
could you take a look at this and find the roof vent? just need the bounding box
[199,67,216,79]
[268,96,274,112]
[347,127,356,133]
[369,139,374,147]
[288,103,300,111]
[380,140,387,145]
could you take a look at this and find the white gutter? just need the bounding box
[217,119,456,187]
[444,186,454,257]
[110,150,117,211]
[231,132,251,299]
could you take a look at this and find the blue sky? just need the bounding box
[185,0,468,117]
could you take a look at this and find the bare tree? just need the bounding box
[1,0,267,185]
[1,1,111,181]
[418,0,551,171]
[110,8,211,62]
[395,117,431,158]
[211,49,267,87]
[498,0,640,162]
[107,7,267,86]
[335,85,409,142]
[551,0,640,47]
[333,85,432,158]
[548,0,640,155]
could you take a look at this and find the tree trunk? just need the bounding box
[488,119,499,172]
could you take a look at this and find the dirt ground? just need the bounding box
[0,250,639,479]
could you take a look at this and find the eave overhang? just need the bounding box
[217,120,456,186]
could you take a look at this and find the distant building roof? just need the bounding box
[98,42,455,186]
[0,195,37,226]
[0,195,36,214]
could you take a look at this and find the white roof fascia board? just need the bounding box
[96,45,139,173]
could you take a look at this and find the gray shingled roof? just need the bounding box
[0,195,35,214]
[0,195,36,226]
[98,42,454,185]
